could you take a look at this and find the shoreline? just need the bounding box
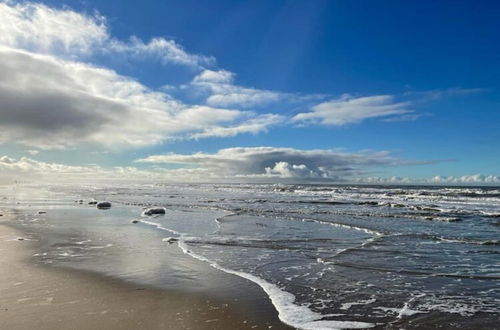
[0,223,292,329]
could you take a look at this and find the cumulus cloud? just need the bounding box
[0,2,286,149]
[0,1,212,67]
[136,146,425,180]
[0,155,94,174]
[0,155,96,183]
[0,155,179,183]
[429,174,500,184]
[193,69,235,84]
[352,175,500,185]
[0,1,107,57]
[292,94,413,126]
[264,162,319,179]
[0,47,250,148]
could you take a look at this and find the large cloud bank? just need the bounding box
[137,147,432,180]
[0,2,281,149]
[1,152,497,185]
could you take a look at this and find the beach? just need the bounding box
[0,210,290,329]
[0,223,291,329]
[1,183,499,330]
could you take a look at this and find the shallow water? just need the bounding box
[2,183,499,329]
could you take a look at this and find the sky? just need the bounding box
[0,0,499,184]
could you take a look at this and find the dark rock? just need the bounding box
[143,207,166,216]
[96,201,112,209]
[163,237,178,244]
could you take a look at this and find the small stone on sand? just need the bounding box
[162,237,178,244]
[96,201,112,209]
[143,207,166,216]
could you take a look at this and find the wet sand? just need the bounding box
[0,224,291,330]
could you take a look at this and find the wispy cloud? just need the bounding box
[108,37,215,69]
[291,94,413,126]
[403,87,486,102]
[188,69,325,109]
[191,114,284,139]
[291,87,487,127]
[190,69,287,108]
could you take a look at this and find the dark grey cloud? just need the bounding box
[136,147,430,181]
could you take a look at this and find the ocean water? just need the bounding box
[2,183,500,329]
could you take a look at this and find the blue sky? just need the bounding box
[0,0,499,184]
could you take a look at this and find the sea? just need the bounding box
[2,183,499,329]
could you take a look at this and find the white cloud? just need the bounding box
[206,88,284,108]
[264,162,319,179]
[0,155,167,183]
[0,1,107,57]
[352,174,500,185]
[191,114,284,139]
[136,146,420,180]
[0,2,288,150]
[430,174,500,184]
[292,94,413,126]
[193,69,234,84]
[1,154,495,185]
[0,0,488,173]
[403,88,486,102]
[381,113,428,122]
[0,1,212,67]
[0,155,92,173]
[191,70,286,108]
[189,69,327,110]
[0,47,248,148]
[109,37,214,68]
[351,176,414,184]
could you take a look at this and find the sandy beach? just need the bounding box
[0,223,291,329]
[1,183,498,330]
